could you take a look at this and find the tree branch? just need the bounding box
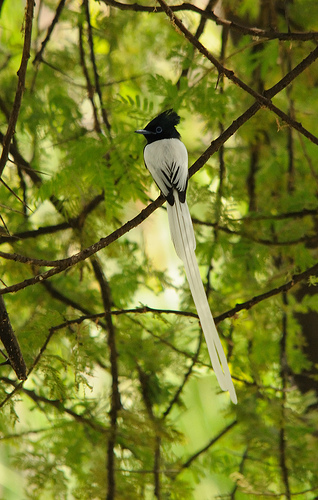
[237,207,318,222]
[0,195,165,294]
[192,217,318,247]
[0,131,42,186]
[189,41,318,177]
[216,262,318,323]
[157,0,318,146]
[91,258,121,500]
[0,296,27,380]
[0,0,35,177]
[102,0,318,41]
[279,293,291,499]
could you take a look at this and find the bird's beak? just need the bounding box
[135,129,153,135]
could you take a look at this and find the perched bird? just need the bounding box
[135,109,237,404]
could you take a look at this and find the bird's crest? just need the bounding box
[145,109,180,131]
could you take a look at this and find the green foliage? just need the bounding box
[0,1,318,499]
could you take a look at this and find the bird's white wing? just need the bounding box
[144,139,188,198]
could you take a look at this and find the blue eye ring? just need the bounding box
[156,126,163,133]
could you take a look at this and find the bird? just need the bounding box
[135,109,237,404]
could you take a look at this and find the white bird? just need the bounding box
[136,109,237,404]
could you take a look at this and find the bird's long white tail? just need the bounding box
[167,191,237,404]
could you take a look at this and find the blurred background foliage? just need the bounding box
[0,0,318,498]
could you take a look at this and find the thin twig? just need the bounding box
[1,377,107,432]
[78,22,102,133]
[33,0,66,64]
[161,330,203,419]
[175,420,238,477]
[0,178,32,212]
[177,0,215,84]
[0,192,104,244]
[83,0,111,132]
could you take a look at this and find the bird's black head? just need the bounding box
[135,109,181,144]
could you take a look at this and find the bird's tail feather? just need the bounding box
[167,192,237,404]
[167,195,196,260]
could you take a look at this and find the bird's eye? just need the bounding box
[156,126,163,133]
